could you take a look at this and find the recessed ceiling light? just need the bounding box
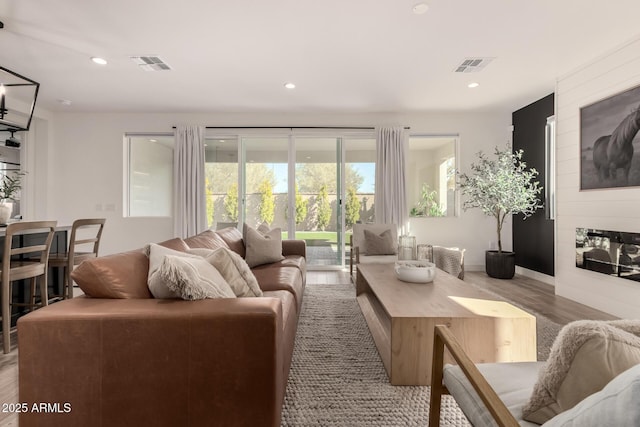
[284,82,296,89]
[149,139,158,143]
[91,57,108,65]
[468,82,480,88]
[412,3,429,14]
[57,99,72,106]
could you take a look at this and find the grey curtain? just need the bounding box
[174,125,207,238]
[375,127,409,234]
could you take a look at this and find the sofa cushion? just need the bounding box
[364,229,397,255]
[262,255,306,276]
[444,361,545,427]
[244,223,284,268]
[215,226,245,257]
[204,248,263,297]
[542,363,640,427]
[71,249,152,299]
[183,229,229,251]
[251,265,304,313]
[158,255,235,300]
[523,320,640,424]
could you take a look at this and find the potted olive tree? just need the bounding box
[458,144,543,279]
[0,171,24,225]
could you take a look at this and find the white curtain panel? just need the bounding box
[174,125,207,238]
[375,127,409,235]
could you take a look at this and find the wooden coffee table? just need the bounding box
[356,263,537,385]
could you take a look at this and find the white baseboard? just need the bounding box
[515,266,555,286]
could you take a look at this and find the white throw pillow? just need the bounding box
[243,223,284,268]
[541,364,640,427]
[158,255,236,300]
[205,247,263,297]
[523,320,640,424]
[146,243,201,299]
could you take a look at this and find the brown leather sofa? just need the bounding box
[17,227,306,427]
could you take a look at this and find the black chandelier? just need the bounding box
[0,66,40,136]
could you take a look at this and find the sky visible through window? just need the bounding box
[268,163,375,193]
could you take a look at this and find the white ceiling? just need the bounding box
[1,0,640,115]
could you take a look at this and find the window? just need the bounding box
[243,137,289,231]
[125,135,173,217]
[407,135,458,217]
[204,138,239,228]
[344,138,376,225]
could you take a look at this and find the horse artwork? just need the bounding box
[581,84,640,190]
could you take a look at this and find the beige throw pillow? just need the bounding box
[244,223,284,268]
[205,247,263,297]
[522,319,640,424]
[158,255,236,300]
[257,221,271,234]
[364,229,397,255]
[146,243,202,299]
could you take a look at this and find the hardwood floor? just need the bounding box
[463,271,617,325]
[0,270,617,426]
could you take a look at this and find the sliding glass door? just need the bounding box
[294,137,342,267]
[344,137,376,261]
[204,131,377,269]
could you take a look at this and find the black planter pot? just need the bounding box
[485,250,516,279]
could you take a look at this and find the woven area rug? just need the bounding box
[281,279,562,426]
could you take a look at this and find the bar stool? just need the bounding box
[48,218,106,300]
[1,220,57,354]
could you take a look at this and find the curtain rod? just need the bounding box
[171,126,410,130]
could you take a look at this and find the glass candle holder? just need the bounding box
[417,244,433,263]
[398,235,416,260]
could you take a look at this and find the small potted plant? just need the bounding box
[458,144,542,279]
[0,171,24,225]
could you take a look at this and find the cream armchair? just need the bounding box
[429,324,640,427]
[349,223,398,280]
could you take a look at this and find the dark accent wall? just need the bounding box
[512,93,555,276]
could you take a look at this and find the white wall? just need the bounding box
[555,35,640,318]
[48,111,511,265]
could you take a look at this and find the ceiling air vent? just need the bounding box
[454,57,494,73]
[129,56,172,71]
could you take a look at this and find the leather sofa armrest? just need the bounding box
[282,239,306,258]
[18,297,285,427]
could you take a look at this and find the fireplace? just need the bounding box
[576,228,640,282]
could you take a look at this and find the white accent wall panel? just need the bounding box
[556,35,640,318]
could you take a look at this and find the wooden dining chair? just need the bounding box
[48,218,106,300]
[1,220,57,354]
